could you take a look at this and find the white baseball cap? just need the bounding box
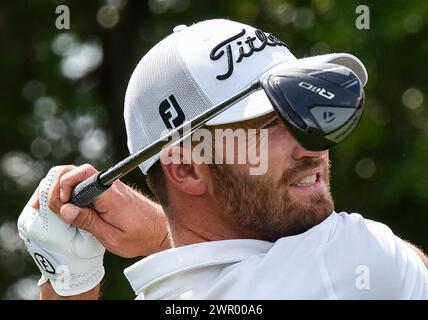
[124,19,367,175]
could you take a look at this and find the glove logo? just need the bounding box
[34,253,55,274]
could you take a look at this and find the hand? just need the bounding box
[31,164,170,258]
[17,167,105,297]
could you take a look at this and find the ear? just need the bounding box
[160,146,207,196]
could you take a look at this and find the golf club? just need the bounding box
[70,62,365,207]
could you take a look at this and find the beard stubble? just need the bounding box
[209,158,335,241]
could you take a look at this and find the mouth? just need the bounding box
[289,170,323,190]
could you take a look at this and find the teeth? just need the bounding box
[295,174,317,186]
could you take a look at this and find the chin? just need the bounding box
[273,194,335,239]
[298,197,334,230]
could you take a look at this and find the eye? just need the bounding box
[263,118,280,129]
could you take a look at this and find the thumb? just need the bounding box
[60,203,121,248]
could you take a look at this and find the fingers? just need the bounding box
[45,164,98,214]
[59,164,98,203]
[47,165,76,213]
[60,203,81,223]
[58,164,112,213]
[60,203,122,251]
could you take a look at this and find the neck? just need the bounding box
[168,199,266,247]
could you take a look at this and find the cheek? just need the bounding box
[265,129,294,178]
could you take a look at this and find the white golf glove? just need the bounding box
[17,167,105,296]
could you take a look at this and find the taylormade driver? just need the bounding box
[70,62,365,207]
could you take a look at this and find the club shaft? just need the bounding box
[99,80,261,185]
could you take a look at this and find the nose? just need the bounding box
[291,141,328,160]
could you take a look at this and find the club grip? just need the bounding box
[70,173,111,207]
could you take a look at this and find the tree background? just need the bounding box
[0,0,427,299]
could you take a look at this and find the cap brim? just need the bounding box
[206,53,367,126]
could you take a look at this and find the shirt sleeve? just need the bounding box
[322,213,428,299]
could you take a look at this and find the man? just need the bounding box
[18,19,428,299]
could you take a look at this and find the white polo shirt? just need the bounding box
[124,212,428,299]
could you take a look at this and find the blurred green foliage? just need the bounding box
[0,0,426,299]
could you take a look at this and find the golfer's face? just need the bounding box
[241,113,331,204]
[209,113,334,238]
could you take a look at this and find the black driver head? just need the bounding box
[260,62,365,151]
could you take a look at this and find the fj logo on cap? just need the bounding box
[159,94,185,129]
[210,28,289,80]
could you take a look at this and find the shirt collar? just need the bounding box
[124,238,274,296]
[124,212,337,297]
